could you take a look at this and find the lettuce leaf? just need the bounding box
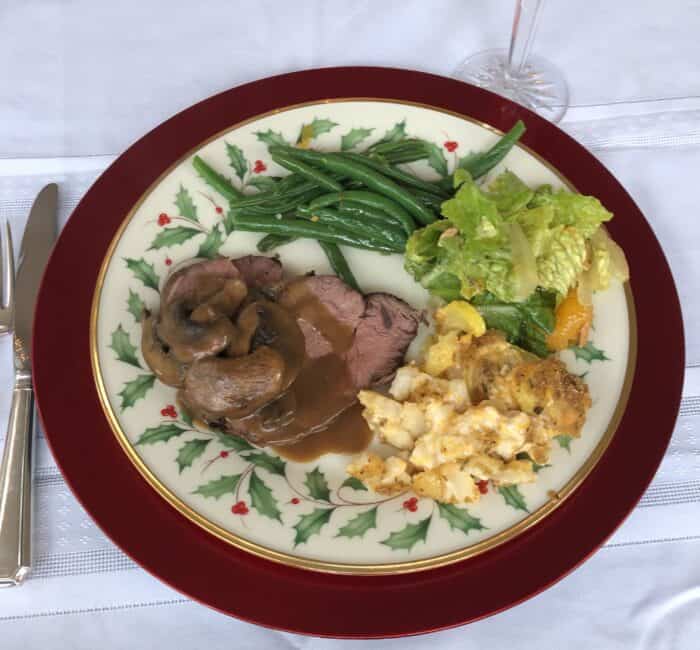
[406,171,520,301]
[534,226,588,297]
[486,171,534,217]
[471,289,556,357]
[526,189,612,237]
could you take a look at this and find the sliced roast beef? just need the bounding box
[161,258,241,305]
[233,255,283,289]
[346,293,421,388]
[278,275,365,359]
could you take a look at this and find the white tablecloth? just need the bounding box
[1,1,700,647]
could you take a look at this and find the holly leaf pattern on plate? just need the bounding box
[180,409,194,427]
[118,374,155,410]
[196,225,224,259]
[381,516,431,551]
[223,209,236,236]
[293,507,334,546]
[175,185,198,222]
[192,474,241,499]
[297,118,338,147]
[341,476,368,492]
[571,342,609,363]
[336,507,377,539]
[341,127,374,151]
[373,120,407,146]
[255,130,287,148]
[424,141,449,177]
[437,503,485,535]
[304,467,330,502]
[225,142,248,181]
[555,434,573,452]
[244,451,286,476]
[135,423,187,445]
[148,226,201,251]
[125,258,159,293]
[176,438,210,473]
[248,471,282,522]
[215,431,253,452]
[498,485,529,512]
[127,290,145,323]
[247,176,281,192]
[109,324,141,368]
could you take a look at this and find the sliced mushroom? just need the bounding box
[141,312,187,387]
[190,278,247,322]
[157,260,241,363]
[180,346,287,420]
[227,302,260,357]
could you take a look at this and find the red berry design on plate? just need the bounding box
[253,160,267,174]
[157,213,171,226]
[291,497,300,505]
[215,206,223,214]
[160,404,177,418]
[232,501,249,515]
[402,496,419,512]
[165,257,172,266]
[219,451,229,459]
[477,479,489,495]
[444,141,458,152]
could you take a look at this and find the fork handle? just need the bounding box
[0,376,34,587]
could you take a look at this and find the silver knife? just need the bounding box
[0,184,58,586]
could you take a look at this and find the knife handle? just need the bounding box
[0,373,34,587]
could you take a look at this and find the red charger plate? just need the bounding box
[33,67,684,638]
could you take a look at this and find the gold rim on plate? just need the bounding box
[90,99,638,575]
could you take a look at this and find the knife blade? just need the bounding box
[13,183,58,371]
[0,183,58,586]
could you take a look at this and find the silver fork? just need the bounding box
[0,222,14,334]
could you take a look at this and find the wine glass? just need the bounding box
[453,0,569,123]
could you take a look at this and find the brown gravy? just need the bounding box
[231,279,371,460]
[273,403,372,462]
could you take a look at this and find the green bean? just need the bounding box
[271,152,343,192]
[229,174,338,208]
[336,201,407,235]
[405,187,446,212]
[312,190,415,235]
[459,120,525,180]
[231,187,327,217]
[273,173,307,192]
[341,152,448,199]
[231,214,402,253]
[256,233,297,252]
[371,140,431,165]
[318,241,359,291]
[382,149,431,165]
[336,204,407,244]
[270,146,435,225]
[305,207,406,247]
[192,156,243,202]
[369,138,427,156]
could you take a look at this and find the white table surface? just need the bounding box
[1,1,700,647]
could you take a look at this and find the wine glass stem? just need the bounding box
[507,0,545,75]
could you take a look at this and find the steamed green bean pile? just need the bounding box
[192,122,524,289]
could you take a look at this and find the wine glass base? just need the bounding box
[453,48,569,123]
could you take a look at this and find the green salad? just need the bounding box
[406,169,618,302]
[404,167,628,355]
